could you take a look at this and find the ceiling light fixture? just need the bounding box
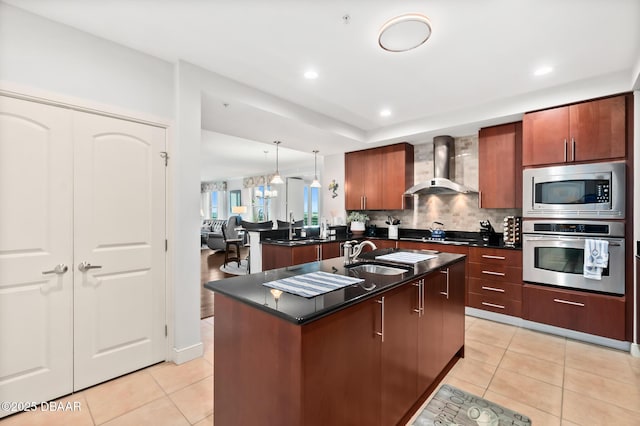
[270,141,284,184]
[311,150,321,188]
[534,66,553,76]
[378,13,432,52]
[304,70,318,79]
[380,108,392,117]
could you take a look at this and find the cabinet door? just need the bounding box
[292,244,319,265]
[522,106,569,166]
[320,241,341,260]
[262,244,293,270]
[570,95,626,162]
[363,148,383,209]
[345,150,367,210]
[302,298,382,426]
[381,284,419,426]
[478,122,522,208]
[418,272,444,391]
[381,143,414,210]
[441,261,466,365]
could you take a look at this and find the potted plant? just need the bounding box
[347,211,369,235]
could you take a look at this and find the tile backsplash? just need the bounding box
[366,135,521,232]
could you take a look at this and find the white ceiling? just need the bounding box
[6,0,640,181]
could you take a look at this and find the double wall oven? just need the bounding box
[522,162,626,296]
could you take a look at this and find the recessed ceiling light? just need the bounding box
[304,70,318,79]
[534,66,553,76]
[380,109,392,117]
[378,13,432,52]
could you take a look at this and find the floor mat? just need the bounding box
[412,384,532,425]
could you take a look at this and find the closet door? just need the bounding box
[0,96,74,416]
[73,112,167,390]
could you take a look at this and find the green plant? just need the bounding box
[346,211,369,223]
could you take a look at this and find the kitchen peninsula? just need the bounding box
[205,249,466,426]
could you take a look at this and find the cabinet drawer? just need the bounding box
[469,247,522,267]
[468,292,522,317]
[468,262,522,283]
[523,284,625,340]
[468,278,522,301]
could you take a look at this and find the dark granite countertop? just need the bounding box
[205,248,465,325]
[260,229,521,250]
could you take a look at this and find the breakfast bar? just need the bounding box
[205,248,466,426]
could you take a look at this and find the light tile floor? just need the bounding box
[3,315,640,425]
[408,316,640,426]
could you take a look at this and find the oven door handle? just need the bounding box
[524,236,621,246]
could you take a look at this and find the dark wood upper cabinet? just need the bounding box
[478,121,522,208]
[345,143,413,210]
[569,95,626,162]
[523,94,627,166]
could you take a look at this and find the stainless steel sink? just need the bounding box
[346,263,410,275]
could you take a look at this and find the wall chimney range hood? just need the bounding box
[404,135,476,195]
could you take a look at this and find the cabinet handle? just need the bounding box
[571,137,576,161]
[479,191,482,208]
[482,302,505,309]
[376,297,385,342]
[316,245,321,261]
[481,254,506,260]
[413,281,422,316]
[563,138,568,162]
[440,268,449,299]
[363,196,367,210]
[481,270,505,277]
[553,298,585,307]
[481,286,505,293]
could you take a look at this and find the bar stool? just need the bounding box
[222,224,242,267]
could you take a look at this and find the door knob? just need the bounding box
[78,261,102,272]
[42,264,68,275]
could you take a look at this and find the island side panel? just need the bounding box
[214,294,302,426]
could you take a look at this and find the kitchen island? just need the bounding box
[205,249,466,426]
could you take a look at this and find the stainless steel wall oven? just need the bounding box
[522,220,625,295]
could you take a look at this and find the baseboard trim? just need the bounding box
[631,343,640,358]
[172,342,204,364]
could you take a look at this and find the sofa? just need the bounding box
[201,219,226,251]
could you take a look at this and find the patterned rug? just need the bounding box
[412,384,532,426]
[219,259,248,275]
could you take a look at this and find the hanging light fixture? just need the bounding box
[310,150,321,188]
[270,141,284,184]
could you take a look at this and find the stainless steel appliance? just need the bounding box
[502,216,521,247]
[522,220,625,295]
[523,162,625,219]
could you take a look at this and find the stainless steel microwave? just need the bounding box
[523,162,625,219]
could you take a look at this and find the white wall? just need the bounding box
[0,4,173,119]
[321,153,346,225]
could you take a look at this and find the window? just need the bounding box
[304,186,319,225]
[210,192,219,219]
[229,190,241,215]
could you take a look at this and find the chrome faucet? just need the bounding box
[289,212,294,240]
[343,240,378,264]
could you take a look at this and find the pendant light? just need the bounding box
[270,141,284,184]
[310,150,321,188]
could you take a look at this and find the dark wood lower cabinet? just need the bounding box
[381,283,419,426]
[214,259,466,426]
[523,284,626,341]
[302,298,381,425]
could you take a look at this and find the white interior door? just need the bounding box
[0,96,74,417]
[73,112,166,390]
